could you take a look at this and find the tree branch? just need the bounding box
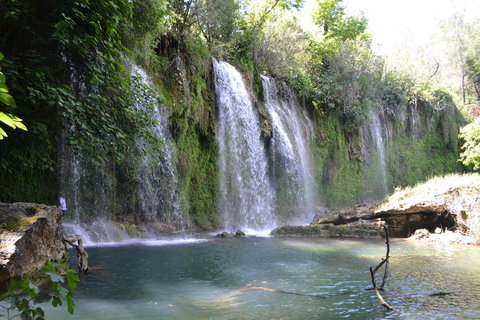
[369,225,393,310]
[64,235,89,273]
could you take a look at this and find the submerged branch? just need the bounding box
[245,285,326,299]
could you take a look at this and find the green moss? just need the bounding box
[387,129,463,188]
[310,98,462,208]
[156,37,220,231]
[1,215,41,232]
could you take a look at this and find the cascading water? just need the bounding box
[60,64,185,244]
[130,65,185,230]
[59,121,120,243]
[370,110,389,196]
[213,59,276,232]
[262,76,316,224]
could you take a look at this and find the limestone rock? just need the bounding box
[271,223,381,238]
[0,202,67,286]
[375,174,480,237]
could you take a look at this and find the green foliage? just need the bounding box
[53,1,133,81]
[122,0,171,64]
[459,117,480,170]
[253,9,310,81]
[51,0,162,164]
[466,51,480,101]
[312,0,368,57]
[0,262,79,319]
[306,41,380,131]
[0,53,27,140]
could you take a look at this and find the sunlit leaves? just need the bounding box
[0,53,27,140]
[312,0,368,58]
[254,9,310,80]
[460,117,480,170]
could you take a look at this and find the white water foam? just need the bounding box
[213,59,276,231]
[84,238,208,248]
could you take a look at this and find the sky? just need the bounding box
[298,0,480,55]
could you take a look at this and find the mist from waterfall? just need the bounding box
[213,59,276,232]
[262,76,316,225]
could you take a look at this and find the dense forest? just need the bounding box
[0,0,479,232]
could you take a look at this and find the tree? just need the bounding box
[459,117,480,170]
[0,52,27,140]
[312,0,368,58]
[440,14,480,105]
[300,0,372,130]
[198,0,243,45]
[466,51,480,101]
[253,9,310,80]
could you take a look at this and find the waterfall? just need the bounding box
[131,65,185,230]
[262,76,316,224]
[410,98,419,135]
[59,143,121,243]
[59,64,185,244]
[213,59,276,232]
[370,111,389,196]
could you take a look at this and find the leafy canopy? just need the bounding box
[0,52,27,140]
[460,117,480,170]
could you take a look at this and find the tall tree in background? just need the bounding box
[302,0,372,130]
[440,13,480,105]
[198,0,243,46]
[312,0,368,58]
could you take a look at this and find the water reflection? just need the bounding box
[45,238,480,320]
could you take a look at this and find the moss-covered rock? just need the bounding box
[271,223,381,238]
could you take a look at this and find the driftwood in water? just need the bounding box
[369,225,393,310]
[228,281,354,300]
[63,235,89,272]
[245,285,326,299]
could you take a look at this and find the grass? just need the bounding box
[382,173,480,204]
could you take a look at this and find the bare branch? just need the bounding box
[430,60,440,78]
[369,226,393,310]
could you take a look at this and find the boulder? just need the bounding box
[216,231,233,238]
[235,229,246,237]
[0,202,67,287]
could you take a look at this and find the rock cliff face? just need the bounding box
[0,203,66,287]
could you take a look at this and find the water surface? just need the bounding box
[47,237,480,319]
